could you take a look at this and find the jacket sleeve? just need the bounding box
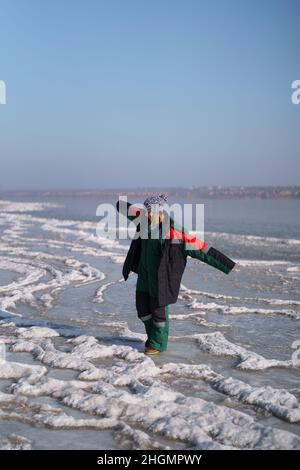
[169,222,235,275]
[184,244,235,275]
[116,200,145,223]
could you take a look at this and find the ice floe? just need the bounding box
[160,362,300,423]
[0,322,299,449]
[186,332,300,371]
[1,200,300,450]
[0,433,32,450]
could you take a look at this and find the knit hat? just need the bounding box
[143,193,168,213]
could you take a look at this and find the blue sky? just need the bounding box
[0,0,299,190]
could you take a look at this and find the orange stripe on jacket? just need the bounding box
[168,227,207,252]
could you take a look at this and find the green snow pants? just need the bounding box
[136,290,169,352]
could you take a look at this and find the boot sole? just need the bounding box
[144,349,160,355]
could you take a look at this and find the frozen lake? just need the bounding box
[0,195,299,450]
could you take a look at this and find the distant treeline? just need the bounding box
[1,186,300,199]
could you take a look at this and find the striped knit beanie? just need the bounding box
[143,193,168,213]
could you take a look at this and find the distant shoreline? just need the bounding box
[1,186,300,199]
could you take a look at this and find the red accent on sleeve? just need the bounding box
[168,227,207,252]
[128,205,142,217]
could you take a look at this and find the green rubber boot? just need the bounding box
[143,318,152,348]
[148,306,169,352]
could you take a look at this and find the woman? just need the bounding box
[116,193,235,355]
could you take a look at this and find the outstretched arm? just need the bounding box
[184,244,235,274]
[116,199,146,223]
[169,226,235,275]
